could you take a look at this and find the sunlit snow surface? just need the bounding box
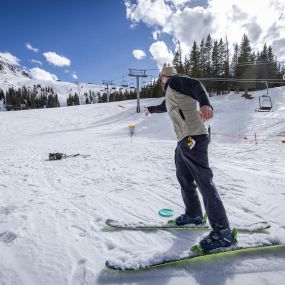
[1,88,285,284]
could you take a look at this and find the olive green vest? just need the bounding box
[165,86,208,141]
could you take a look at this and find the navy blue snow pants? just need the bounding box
[175,134,230,230]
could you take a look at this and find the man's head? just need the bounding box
[159,66,177,87]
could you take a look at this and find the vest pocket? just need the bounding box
[178,108,185,120]
[169,107,186,138]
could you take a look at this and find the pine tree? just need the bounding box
[0,89,5,102]
[55,94,60,107]
[199,38,206,77]
[256,43,269,80]
[267,45,278,82]
[212,41,219,76]
[184,55,190,75]
[172,41,184,73]
[212,40,220,94]
[224,36,230,79]
[237,34,255,96]
[204,34,213,77]
[231,43,239,77]
[189,41,200,77]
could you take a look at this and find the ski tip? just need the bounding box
[105,260,119,270]
[105,219,113,226]
[105,219,119,226]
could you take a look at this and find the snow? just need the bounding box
[1,87,285,284]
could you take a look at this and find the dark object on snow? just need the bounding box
[241,93,254,99]
[48,153,67,160]
[48,153,90,161]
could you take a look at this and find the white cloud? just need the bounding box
[125,0,172,27]
[133,49,146,60]
[43,51,71,67]
[71,72,78,80]
[30,67,58,81]
[125,0,285,62]
[31,59,42,66]
[149,41,174,69]
[26,42,39,53]
[0,51,21,66]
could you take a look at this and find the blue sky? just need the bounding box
[1,0,284,85]
[1,0,161,84]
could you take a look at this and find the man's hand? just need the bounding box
[144,107,150,116]
[199,105,213,122]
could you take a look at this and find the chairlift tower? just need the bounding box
[128,69,148,113]
[102,80,114,102]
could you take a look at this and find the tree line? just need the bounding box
[95,85,163,103]
[172,34,285,95]
[0,85,60,110]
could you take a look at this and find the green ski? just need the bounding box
[105,217,270,233]
[105,242,285,271]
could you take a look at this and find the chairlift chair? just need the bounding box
[121,80,128,88]
[257,95,273,112]
[256,81,273,112]
[129,83,135,89]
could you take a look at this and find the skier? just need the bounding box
[144,65,235,252]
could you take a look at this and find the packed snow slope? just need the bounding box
[1,87,285,284]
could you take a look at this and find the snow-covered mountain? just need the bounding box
[0,55,113,107]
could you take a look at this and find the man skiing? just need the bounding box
[144,65,235,252]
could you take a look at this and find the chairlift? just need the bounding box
[121,80,128,87]
[141,80,147,91]
[129,82,135,89]
[258,95,273,112]
[256,82,273,112]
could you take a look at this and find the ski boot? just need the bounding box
[199,227,237,253]
[175,213,204,226]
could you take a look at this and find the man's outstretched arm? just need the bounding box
[144,100,167,116]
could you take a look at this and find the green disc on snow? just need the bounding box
[159,208,174,217]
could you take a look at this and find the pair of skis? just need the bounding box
[104,218,284,271]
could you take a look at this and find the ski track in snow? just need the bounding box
[0,89,285,284]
